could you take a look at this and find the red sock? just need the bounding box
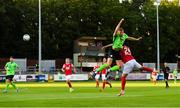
[67,81,72,88]
[105,81,110,85]
[121,76,126,91]
[102,81,106,89]
[106,81,111,87]
[96,80,99,87]
[142,67,153,72]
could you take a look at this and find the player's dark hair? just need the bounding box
[123,41,130,46]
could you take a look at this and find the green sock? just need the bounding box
[11,82,17,89]
[5,83,10,90]
[110,65,120,71]
[97,63,109,72]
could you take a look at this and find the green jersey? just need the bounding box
[112,33,128,50]
[5,62,18,75]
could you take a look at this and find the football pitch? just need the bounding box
[0,81,180,107]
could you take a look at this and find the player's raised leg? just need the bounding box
[96,58,112,73]
[106,59,123,76]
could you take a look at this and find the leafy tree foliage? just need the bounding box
[0,0,179,63]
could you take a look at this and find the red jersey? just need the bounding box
[152,71,157,76]
[93,66,100,74]
[120,46,134,63]
[62,63,73,75]
[102,69,106,74]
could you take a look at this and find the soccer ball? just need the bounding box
[23,34,30,41]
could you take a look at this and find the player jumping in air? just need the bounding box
[94,18,142,76]
[62,58,77,92]
[3,56,19,93]
[117,46,158,96]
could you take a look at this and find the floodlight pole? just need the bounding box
[156,0,160,71]
[38,0,42,74]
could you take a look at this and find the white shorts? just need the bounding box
[101,74,106,80]
[123,59,142,74]
[95,74,100,80]
[66,75,72,80]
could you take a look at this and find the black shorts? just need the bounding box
[108,49,122,60]
[6,75,14,81]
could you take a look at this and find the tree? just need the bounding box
[0,0,179,63]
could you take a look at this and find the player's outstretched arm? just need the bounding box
[113,18,124,36]
[101,43,113,50]
[127,36,142,41]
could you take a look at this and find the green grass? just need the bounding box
[0,81,180,107]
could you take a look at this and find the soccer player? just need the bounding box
[101,58,112,91]
[117,46,158,96]
[93,64,100,87]
[62,58,76,92]
[93,58,112,89]
[94,18,142,76]
[151,69,158,85]
[3,56,19,93]
[173,68,178,84]
[162,62,170,88]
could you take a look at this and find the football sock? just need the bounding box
[121,76,126,91]
[110,65,120,71]
[11,82,17,89]
[174,77,177,83]
[67,81,72,88]
[165,81,169,87]
[5,83,10,90]
[102,81,106,89]
[142,67,153,72]
[106,81,112,87]
[97,63,109,72]
[96,80,99,87]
